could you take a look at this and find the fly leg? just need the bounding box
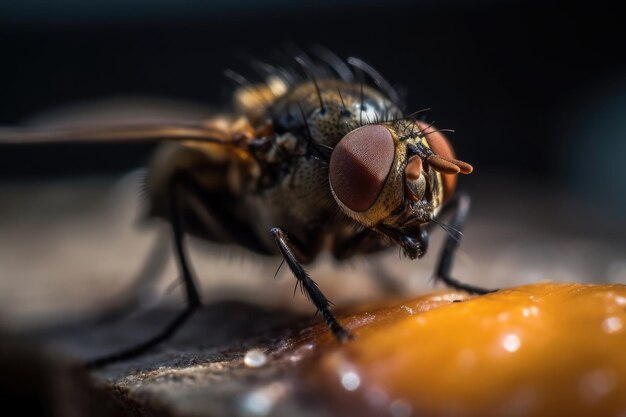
[86,176,201,368]
[433,193,496,295]
[271,228,352,342]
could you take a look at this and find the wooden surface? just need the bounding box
[0,173,625,416]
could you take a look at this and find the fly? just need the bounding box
[0,49,493,368]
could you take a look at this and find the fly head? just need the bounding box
[328,119,474,258]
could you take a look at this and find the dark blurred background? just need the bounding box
[1,0,625,214]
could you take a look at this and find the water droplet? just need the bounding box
[244,349,267,368]
[340,371,361,391]
[497,312,510,322]
[502,334,521,352]
[579,369,616,403]
[602,316,623,334]
[389,398,412,417]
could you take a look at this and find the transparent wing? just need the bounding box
[0,96,232,145]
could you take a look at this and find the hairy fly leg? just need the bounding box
[86,175,202,368]
[271,227,352,342]
[433,193,496,295]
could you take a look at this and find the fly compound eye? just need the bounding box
[329,124,395,212]
[405,156,426,200]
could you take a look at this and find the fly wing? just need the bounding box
[0,96,232,145]
[0,123,230,145]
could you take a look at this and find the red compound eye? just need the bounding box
[329,124,395,212]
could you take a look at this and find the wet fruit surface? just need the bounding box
[296,283,626,417]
